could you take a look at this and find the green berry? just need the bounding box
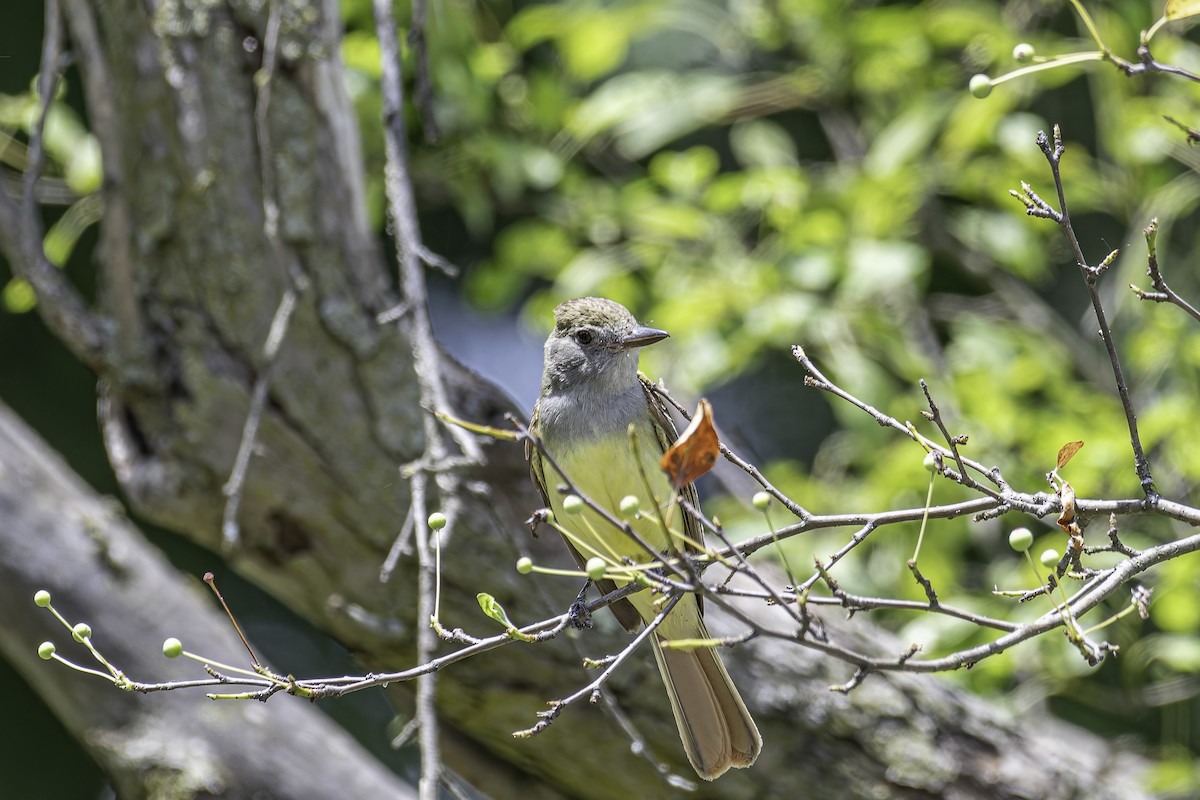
[1008,527,1034,552]
[563,495,584,515]
[516,557,534,574]
[619,495,640,517]
[585,557,607,580]
[923,453,938,473]
[1012,43,1035,63]
[1039,548,1060,568]
[969,74,993,99]
[162,638,184,658]
[33,590,51,607]
[542,510,555,524]
[752,491,771,511]
[72,623,92,643]
[38,642,56,660]
[428,512,448,530]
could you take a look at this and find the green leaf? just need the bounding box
[730,119,798,169]
[1165,0,1200,21]
[648,146,720,196]
[476,592,513,627]
[341,31,382,79]
[475,593,535,642]
[559,10,630,80]
[843,239,928,300]
[566,71,740,159]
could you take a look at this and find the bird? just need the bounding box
[527,296,761,780]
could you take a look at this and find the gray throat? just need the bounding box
[537,381,645,449]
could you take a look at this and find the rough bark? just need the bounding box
[0,0,1155,797]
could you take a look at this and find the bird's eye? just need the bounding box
[575,330,593,345]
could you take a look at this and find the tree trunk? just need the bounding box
[0,0,1153,797]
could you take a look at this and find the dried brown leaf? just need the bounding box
[1056,441,1085,470]
[661,399,719,489]
[1057,478,1077,533]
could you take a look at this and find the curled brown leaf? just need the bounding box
[661,399,719,489]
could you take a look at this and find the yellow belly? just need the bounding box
[546,420,702,640]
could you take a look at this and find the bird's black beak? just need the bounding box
[618,325,669,349]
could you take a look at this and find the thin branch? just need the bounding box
[1027,126,1156,499]
[373,0,488,793]
[676,494,806,630]
[512,595,682,739]
[919,379,1005,502]
[645,380,813,521]
[1130,217,1200,323]
[221,289,298,548]
[1110,43,1200,83]
[514,415,692,585]
[407,470,441,800]
[221,0,308,550]
[373,0,481,468]
[379,504,416,582]
[408,0,440,142]
[62,0,141,357]
[793,347,1026,506]
[22,0,62,218]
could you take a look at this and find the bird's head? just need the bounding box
[541,297,668,395]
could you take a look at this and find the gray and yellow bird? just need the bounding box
[527,297,761,781]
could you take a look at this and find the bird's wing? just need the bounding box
[527,402,644,633]
[639,376,707,623]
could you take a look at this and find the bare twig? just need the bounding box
[222,289,298,548]
[793,347,1021,505]
[408,0,440,143]
[1130,218,1200,323]
[514,415,692,585]
[406,469,441,800]
[62,0,141,358]
[379,504,416,582]
[919,379,1005,502]
[1021,126,1156,499]
[512,595,682,739]
[1107,43,1200,83]
[221,0,308,550]
[645,380,813,521]
[372,0,490,792]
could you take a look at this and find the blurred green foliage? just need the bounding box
[5,0,1200,789]
[337,0,1200,786]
